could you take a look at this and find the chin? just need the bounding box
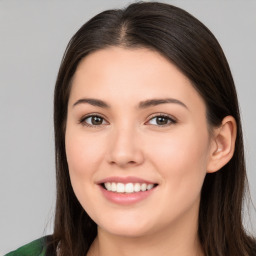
[96,214,158,238]
[101,224,151,238]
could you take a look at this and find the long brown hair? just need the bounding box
[48,2,256,255]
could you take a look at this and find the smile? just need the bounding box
[98,177,159,205]
[103,182,156,193]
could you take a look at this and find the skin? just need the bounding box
[65,47,236,256]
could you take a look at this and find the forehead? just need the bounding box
[69,47,205,113]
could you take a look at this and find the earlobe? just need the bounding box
[207,116,237,173]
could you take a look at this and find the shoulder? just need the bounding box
[4,236,50,256]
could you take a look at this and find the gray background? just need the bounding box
[0,0,255,254]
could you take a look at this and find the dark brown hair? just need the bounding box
[49,2,256,256]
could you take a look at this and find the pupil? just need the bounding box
[157,116,168,125]
[92,116,103,125]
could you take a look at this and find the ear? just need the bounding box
[207,116,237,173]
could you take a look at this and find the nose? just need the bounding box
[106,126,144,168]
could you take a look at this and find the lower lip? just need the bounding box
[99,185,156,205]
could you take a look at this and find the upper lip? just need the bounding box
[97,176,158,185]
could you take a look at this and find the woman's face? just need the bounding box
[65,47,215,238]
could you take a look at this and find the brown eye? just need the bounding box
[156,116,169,125]
[91,116,104,125]
[147,115,176,126]
[82,115,107,126]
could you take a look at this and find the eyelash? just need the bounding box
[146,113,177,126]
[79,113,177,128]
[79,113,107,128]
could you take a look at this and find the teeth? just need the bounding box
[141,183,147,191]
[116,183,125,193]
[111,182,117,192]
[134,183,140,192]
[104,182,155,193]
[147,184,154,190]
[105,182,111,191]
[125,183,134,193]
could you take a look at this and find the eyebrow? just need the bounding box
[138,98,188,109]
[73,97,188,109]
[73,98,110,108]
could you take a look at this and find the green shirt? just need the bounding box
[5,236,48,256]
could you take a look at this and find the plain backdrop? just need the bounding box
[0,0,255,254]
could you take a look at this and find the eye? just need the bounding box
[146,114,176,126]
[80,114,108,127]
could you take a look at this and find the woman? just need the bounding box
[6,2,256,256]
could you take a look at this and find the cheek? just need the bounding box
[65,128,107,215]
[65,127,108,211]
[65,131,104,177]
[145,128,210,222]
[148,126,209,191]
[153,125,209,167]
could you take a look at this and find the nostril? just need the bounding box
[127,161,137,165]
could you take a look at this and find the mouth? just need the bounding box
[99,182,158,205]
[97,177,159,204]
[100,182,158,194]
